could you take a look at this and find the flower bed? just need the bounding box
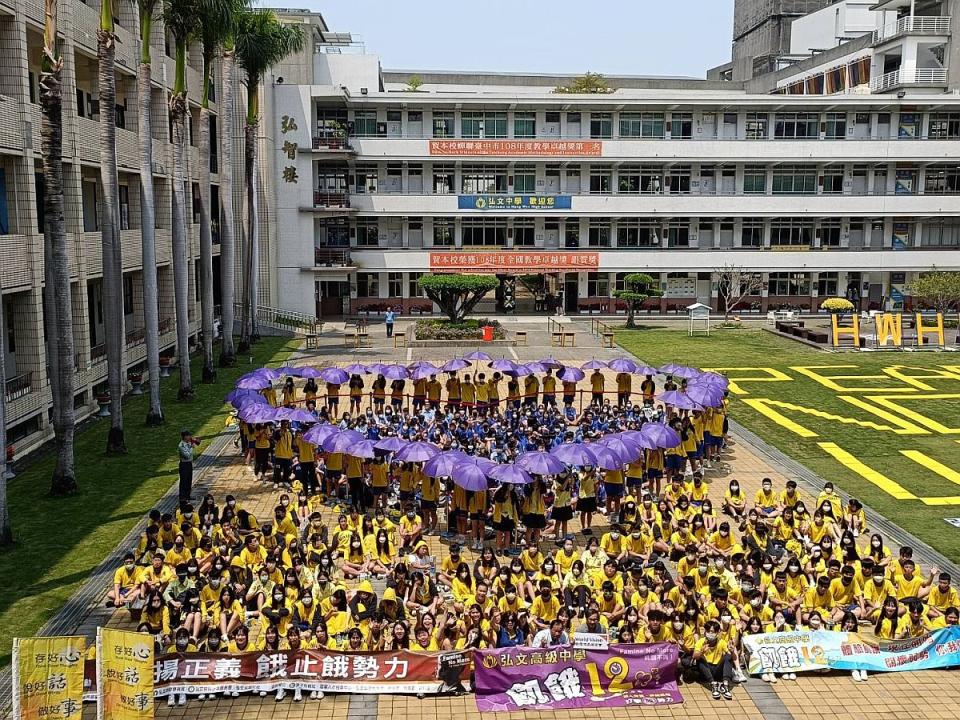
[413,318,505,341]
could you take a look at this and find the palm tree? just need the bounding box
[40,0,77,493]
[99,0,127,453]
[217,12,239,367]
[234,9,303,352]
[162,0,195,398]
[0,293,11,544]
[138,0,164,426]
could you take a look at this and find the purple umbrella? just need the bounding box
[280,408,318,424]
[524,361,548,374]
[489,359,518,372]
[538,357,562,369]
[423,450,468,477]
[489,464,534,485]
[303,423,339,445]
[410,365,439,381]
[456,456,497,475]
[394,441,440,463]
[278,365,304,377]
[464,350,492,362]
[620,429,658,451]
[685,385,724,408]
[597,435,642,463]
[639,422,682,449]
[346,440,377,459]
[581,360,608,370]
[659,390,687,405]
[322,429,366,453]
[451,462,489,492]
[441,358,470,373]
[517,451,566,475]
[238,404,276,423]
[367,363,388,376]
[673,367,701,380]
[558,367,585,382]
[374,436,408,453]
[343,363,369,376]
[585,443,625,470]
[658,363,686,376]
[507,364,533,377]
[692,372,729,388]
[236,375,272,390]
[671,395,704,411]
[254,367,283,382]
[298,367,326,379]
[318,367,350,384]
[381,364,410,380]
[607,358,639,373]
[636,366,659,377]
[226,388,264,406]
[550,443,598,467]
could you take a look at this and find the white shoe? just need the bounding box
[734,668,747,683]
[275,689,286,702]
[167,695,176,708]
[762,673,771,682]
[177,694,186,706]
[198,694,206,701]
[259,691,267,697]
[294,689,303,702]
[786,673,796,681]
[860,670,867,681]
[316,690,324,699]
[231,691,239,698]
[310,691,318,699]
[769,674,778,683]
[852,670,862,682]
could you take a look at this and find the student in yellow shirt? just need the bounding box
[368,455,390,511]
[693,620,735,700]
[426,375,442,409]
[445,373,461,409]
[348,374,364,414]
[590,370,605,405]
[108,552,143,607]
[475,373,490,412]
[927,572,960,618]
[461,375,477,408]
[487,373,501,408]
[523,374,540,406]
[616,372,632,407]
[753,477,779,517]
[542,370,557,406]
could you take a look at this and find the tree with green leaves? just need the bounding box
[418,274,499,322]
[613,273,663,328]
[553,72,614,94]
[235,9,304,352]
[907,270,960,314]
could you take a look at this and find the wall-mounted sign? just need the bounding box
[429,140,602,157]
[458,195,572,210]
[430,251,599,273]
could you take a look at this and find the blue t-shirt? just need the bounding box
[385,311,396,324]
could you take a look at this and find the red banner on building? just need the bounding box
[430,251,599,273]
[82,649,472,699]
[429,140,602,157]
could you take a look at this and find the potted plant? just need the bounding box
[159,356,172,378]
[820,297,854,316]
[96,392,112,418]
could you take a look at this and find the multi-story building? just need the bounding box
[263,2,960,321]
[0,0,229,453]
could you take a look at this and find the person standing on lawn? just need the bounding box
[178,430,200,505]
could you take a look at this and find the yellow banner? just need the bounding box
[12,636,86,720]
[97,628,154,720]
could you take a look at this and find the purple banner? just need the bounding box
[474,643,682,711]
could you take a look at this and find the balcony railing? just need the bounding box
[874,15,951,43]
[314,248,352,266]
[159,318,174,335]
[125,327,146,347]
[312,135,353,151]
[314,191,351,208]
[871,68,948,92]
[5,372,33,402]
[90,343,107,363]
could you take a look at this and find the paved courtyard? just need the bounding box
[19,317,960,720]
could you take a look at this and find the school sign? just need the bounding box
[458,195,572,210]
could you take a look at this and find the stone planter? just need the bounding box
[159,357,172,378]
[129,373,144,395]
[96,393,112,418]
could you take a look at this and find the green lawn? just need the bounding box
[0,337,296,666]
[615,326,960,563]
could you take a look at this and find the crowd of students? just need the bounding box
[105,364,960,706]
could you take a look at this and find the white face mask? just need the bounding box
[705,633,718,642]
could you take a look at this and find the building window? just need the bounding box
[462,165,507,194]
[357,272,379,297]
[670,113,692,139]
[432,111,454,138]
[618,166,641,194]
[353,110,378,137]
[617,219,658,247]
[590,113,612,139]
[514,112,536,138]
[770,219,812,246]
[821,167,844,194]
[820,221,842,247]
[618,112,664,138]
[589,166,612,194]
[922,220,960,247]
[768,272,811,296]
[388,272,403,298]
[774,112,818,139]
[123,275,134,316]
[588,218,611,247]
[565,223,580,248]
[928,112,960,139]
[432,164,455,194]
[513,164,536,193]
[772,165,817,194]
[432,218,454,246]
[462,218,506,246]
[817,272,839,296]
[924,165,960,194]
[513,220,535,247]
[462,111,507,139]
[665,166,691,194]
[743,166,766,194]
[824,112,846,139]
[354,165,378,194]
[409,272,425,298]
[667,223,689,247]
[587,272,609,297]
[741,222,764,247]
[355,220,379,247]
[745,112,768,139]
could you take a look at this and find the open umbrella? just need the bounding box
[639,422,682,449]
[441,358,470,373]
[367,363,388,376]
[238,404,276,423]
[488,464,533,485]
[581,360,608,370]
[671,395,704,411]
[524,361,548,374]
[394,441,440,463]
[451,462,489,492]
[256,367,283,382]
[303,423,339,445]
[456,456,497,475]
[550,443,598,467]
[343,363,369,376]
[607,358,639,374]
[489,359,518,372]
[506,364,533,377]
[619,429,658,450]
[381,364,410,380]
[226,388,264,406]
[322,429,366,453]
[635,365,659,377]
[280,408,318,424]
[685,385,724,407]
[464,350,492,362]
[585,443,625,470]
[374,436,408,453]
[517,451,566,475]
[346,440,377,459]
[691,372,729,389]
[411,365,439,381]
[597,435,642,463]
[538,357,562,369]
[558,367,585,382]
[318,367,350,384]
[278,365,303,377]
[299,367,325,379]
[658,363,687,376]
[236,375,272,390]
[659,390,687,406]
[423,450,468,478]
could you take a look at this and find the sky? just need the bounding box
[296,0,735,79]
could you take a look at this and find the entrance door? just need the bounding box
[408,168,423,193]
[696,278,712,306]
[564,276,578,313]
[566,113,581,138]
[564,169,581,193]
[544,224,560,248]
[408,112,423,137]
[545,170,560,194]
[699,112,717,139]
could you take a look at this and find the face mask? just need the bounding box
[673,622,684,630]
[788,565,800,573]
[210,579,221,588]
[176,574,187,582]
[352,542,361,549]
[228,500,236,507]
[721,614,732,623]
[541,591,551,599]
[125,562,135,571]
[730,485,739,492]
[610,532,620,540]
[273,593,284,602]
[632,532,641,539]
[706,633,718,642]
[544,564,554,572]
[303,596,313,605]
[321,559,330,566]
[762,564,773,572]
[698,565,708,574]
[406,513,415,519]
[260,575,270,584]
[750,598,762,607]
[873,576,884,584]
[872,541,881,548]
[176,639,189,649]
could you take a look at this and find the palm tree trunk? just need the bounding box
[98,17,127,453]
[246,117,260,343]
[138,15,163,426]
[170,44,193,399]
[218,47,237,366]
[198,105,216,383]
[40,3,77,494]
[0,292,12,544]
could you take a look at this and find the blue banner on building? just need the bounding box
[458,195,572,210]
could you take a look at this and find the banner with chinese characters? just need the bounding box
[473,643,682,711]
[83,649,472,698]
[743,630,834,675]
[12,636,86,720]
[458,195,572,210]
[96,628,154,720]
[429,140,602,157]
[430,251,599,273]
